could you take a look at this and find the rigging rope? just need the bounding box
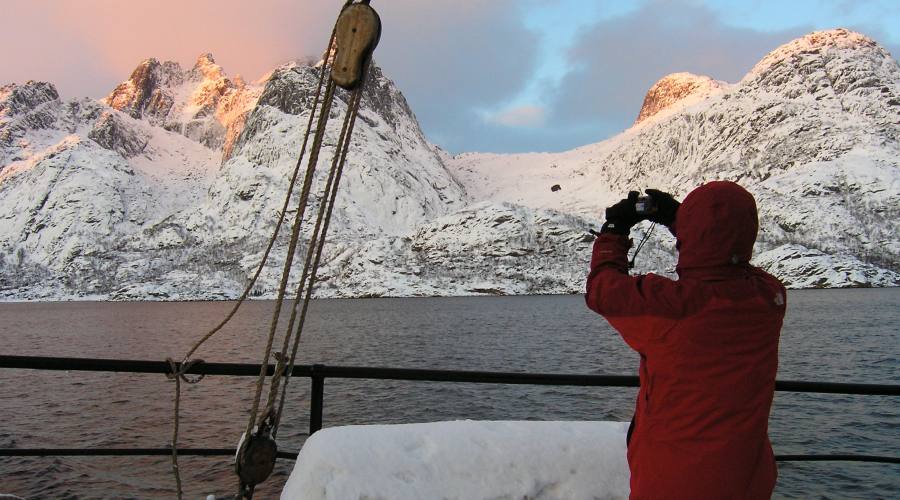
[162,1,379,498]
[236,58,373,500]
[272,75,368,437]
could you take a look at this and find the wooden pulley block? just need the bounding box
[235,432,278,488]
[332,2,382,90]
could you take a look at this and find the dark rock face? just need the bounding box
[359,64,415,132]
[256,65,320,116]
[0,81,59,116]
[88,112,149,158]
[0,82,62,153]
[255,62,413,128]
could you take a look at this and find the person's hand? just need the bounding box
[644,189,680,227]
[601,191,642,235]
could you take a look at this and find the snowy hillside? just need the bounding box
[0,28,898,300]
[448,29,900,289]
[0,54,468,299]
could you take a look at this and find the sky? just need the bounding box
[2,0,898,154]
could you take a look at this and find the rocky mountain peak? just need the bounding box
[102,53,261,154]
[191,53,226,81]
[104,57,184,122]
[0,81,59,117]
[230,58,423,163]
[634,72,725,125]
[752,28,881,72]
[744,28,899,102]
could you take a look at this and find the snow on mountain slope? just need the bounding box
[1,29,898,300]
[0,55,469,299]
[0,80,226,297]
[189,62,467,245]
[755,244,899,289]
[447,29,900,288]
[316,202,598,297]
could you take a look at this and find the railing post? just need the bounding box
[309,364,325,435]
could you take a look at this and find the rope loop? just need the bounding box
[166,357,206,385]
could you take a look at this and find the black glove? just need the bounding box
[601,191,643,235]
[644,189,680,227]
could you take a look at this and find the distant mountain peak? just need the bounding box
[634,72,726,125]
[776,28,878,55]
[103,57,183,121]
[102,53,262,153]
[191,53,225,81]
[743,28,898,95]
[0,81,59,117]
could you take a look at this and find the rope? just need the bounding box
[270,77,368,436]
[241,78,338,447]
[166,27,337,499]
[239,77,339,457]
[163,2,373,496]
[238,3,373,495]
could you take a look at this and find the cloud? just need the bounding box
[1,0,336,98]
[3,1,894,154]
[1,1,124,99]
[544,0,808,149]
[372,1,541,153]
[485,106,547,128]
[0,0,541,154]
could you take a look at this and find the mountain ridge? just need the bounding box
[0,28,897,300]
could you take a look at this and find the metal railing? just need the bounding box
[0,354,898,464]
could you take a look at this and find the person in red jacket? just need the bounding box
[585,181,786,499]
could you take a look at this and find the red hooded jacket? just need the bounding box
[586,181,786,499]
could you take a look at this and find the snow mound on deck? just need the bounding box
[282,420,630,500]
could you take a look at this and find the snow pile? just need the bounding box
[282,420,630,500]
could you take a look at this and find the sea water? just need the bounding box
[0,289,897,498]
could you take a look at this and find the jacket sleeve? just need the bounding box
[585,233,681,352]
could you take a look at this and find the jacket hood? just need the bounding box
[674,181,758,272]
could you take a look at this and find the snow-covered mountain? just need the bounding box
[0,53,468,299]
[449,28,900,289]
[0,28,897,300]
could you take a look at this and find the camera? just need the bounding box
[635,195,657,216]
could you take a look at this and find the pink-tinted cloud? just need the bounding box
[2,0,336,97]
[1,0,541,154]
[486,106,547,128]
[1,1,539,98]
